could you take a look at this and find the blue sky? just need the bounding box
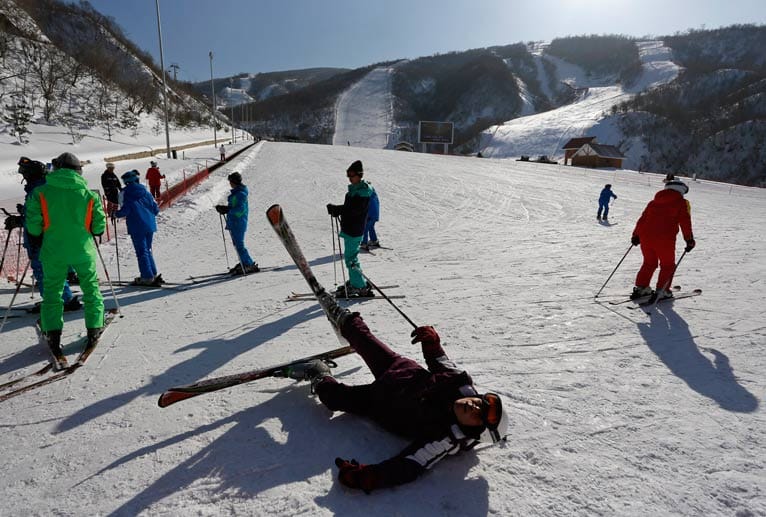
[87,0,766,83]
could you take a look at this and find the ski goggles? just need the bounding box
[480,392,504,442]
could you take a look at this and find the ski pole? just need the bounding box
[94,237,122,316]
[594,244,633,298]
[0,226,15,276]
[219,213,230,267]
[112,217,121,283]
[330,215,338,286]
[646,250,688,314]
[360,271,417,329]
[0,261,30,333]
[333,216,348,298]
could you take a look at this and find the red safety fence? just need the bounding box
[1,142,255,283]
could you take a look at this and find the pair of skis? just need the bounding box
[157,205,357,408]
[286,284,404,302]
[0,308,119,402]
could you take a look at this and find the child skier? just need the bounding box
[215,172,259,275]
[597,184,617,222]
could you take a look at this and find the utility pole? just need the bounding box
[155,0,171,158]
[209,51,217,146]
[169,63,179,81]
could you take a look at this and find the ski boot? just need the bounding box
[44,329,68,370]
[63,295,82,312]
[317,289,352,330]
[132,277,157,286]
[153,274,165,285]
[656,288,674,300]
[630,286,652,300]
[244,263,260,274]
[283,359,334,393]
[368,240,380,248]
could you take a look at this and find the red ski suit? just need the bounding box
[632,189,693,290]
[146,166,165,199]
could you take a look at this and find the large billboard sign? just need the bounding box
[418,121,454,144]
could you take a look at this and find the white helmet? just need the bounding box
[150,160,158,167]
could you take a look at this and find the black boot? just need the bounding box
[45,329,67,368]
[316,289,352,329]
[63,295,82,312]
[86,327,103,348]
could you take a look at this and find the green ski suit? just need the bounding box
[25,168,106,331]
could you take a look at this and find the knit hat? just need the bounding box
[52,152,82,171]
[346,160,363,175]
[150,160,158,167]
[121,170,140,185]
[106,162,115,169]
[228,171,243,185]
[664,180,689,195]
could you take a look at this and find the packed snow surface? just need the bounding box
[0,142,764,516]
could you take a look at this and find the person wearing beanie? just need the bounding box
[25,152,106,368]
[115,170,163,286]
[101,162,122,219]
[326,160,374,297]
[145,160,165,200]
[11,157,81,316]
[215,172,259,275]
[630,179,695,300]
[597,184,617,222]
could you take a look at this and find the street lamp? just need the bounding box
[209,51,217,146]
[155,0,171,158]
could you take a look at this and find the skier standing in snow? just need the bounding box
[115,170,163,286]
[360,186,380,251]
[597,184,617,222]
[24,152,106,366]
[286,296,508,492]
[630,179,695,300]
[9,157,81,313]
[219,144,226,161]
[100,162,122,219]
[215,172,259,275]
[145,160,165,200]
[326,160,373,297]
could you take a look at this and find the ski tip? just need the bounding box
[265,204,282,225]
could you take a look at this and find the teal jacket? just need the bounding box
[328,180,373,237]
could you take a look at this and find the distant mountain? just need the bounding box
[193,68,349,107]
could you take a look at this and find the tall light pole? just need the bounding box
[209,51,217,146]
[155,0,171,158]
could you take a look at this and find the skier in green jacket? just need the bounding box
[25,152,107,368]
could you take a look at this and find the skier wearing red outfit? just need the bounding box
[630,180,696,299]
[145,161,165,200]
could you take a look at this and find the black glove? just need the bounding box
[28,233,43,248]
[16,203,25,214]
[335,457,378,494]
[326,204,341,217]
[685,238,696,252]
[631,235,640,246]
[4,215,23,230]
[215,205,229,215]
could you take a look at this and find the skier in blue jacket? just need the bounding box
[215,172,259,275]
[360,187,380,251]
[597,184,617,222]
[115,170,163,286]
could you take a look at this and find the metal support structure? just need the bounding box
[155,0,171,158]
[209,51,217,146]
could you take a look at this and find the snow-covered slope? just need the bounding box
[332,66,394,148]
[1,143,764,516]
[480,41,681,162]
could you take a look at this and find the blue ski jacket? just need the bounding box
[599,187,617,205]
[115,183,159,235]
[225,184,249,231]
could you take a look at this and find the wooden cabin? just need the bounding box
[570,143,625,168]
[562,136,597,165]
